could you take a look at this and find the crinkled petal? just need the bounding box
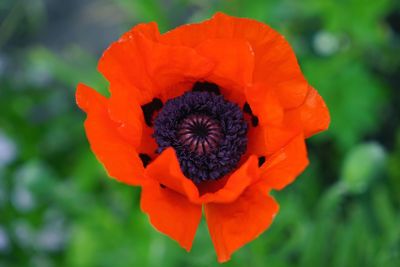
[145,148,262,204]
[149,45,214,101]
[161,12,308,108]
[161,12,274,48]
[205,185,279,262]
[140,180,202,251]
[253,37,308,109]
[245,83,284,126]
[144,148,199,200]
[195,38,254,104]
[198,155,259,203]
[76,83,144,185]
[138,125,159,157]
[286,86,330,138]
[121,22,160,41]
[259,133,309,190]
[246,125,269,156]
[107,84,143,147]
[107,84,158,157]
[99,31,213,104]
[264,125,299,156]
[248,122,298,157]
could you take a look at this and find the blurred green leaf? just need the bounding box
[26,46,109,96]
[341,142,386,194]
[116,0,171,32]
[304,56,386,149]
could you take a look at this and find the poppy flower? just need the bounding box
[76,12,330,262]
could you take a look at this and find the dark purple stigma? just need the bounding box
[153,86,248,184]
[178,114,222,155]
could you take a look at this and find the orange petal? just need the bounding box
[140,180,202,251]
[145,148,262,205]
[76,83,144,185]
[161,12,308,108]
[148,39,214,101]
[286,86,330,138]
[259,133,309,190]
[247,123,301,158]
[120,22,160,41]
[98,34,154,104]
[76,83,107,112]
[246,125,269,156]
[253,38,308,109]
[195,38,254,104]
[161,12,276,49]
[138,125,158,157]
[205,185,279,262]
[99,31,213,105]
[107,84,143,147]
[198,155,259,203]
[264,125,299,156]
[107,84,158,157]
[144,148,199,200]
[245,83,284,126]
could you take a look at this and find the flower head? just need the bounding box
[76,12,330,262]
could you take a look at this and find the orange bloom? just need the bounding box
[76,12,330,262]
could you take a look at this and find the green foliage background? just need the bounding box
[1,0,399,266]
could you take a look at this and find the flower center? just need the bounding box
[153,85,248,184]
[178,114,222,155]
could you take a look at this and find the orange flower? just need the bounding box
[76,12,330,262]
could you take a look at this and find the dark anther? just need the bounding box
[160,183,166,189]
[139,153,151,167]
[251,116,259,127]
[243,102,252,114]
[258,156,266,167]
[141,98,163,126]
[243,102,259,127]
[192,82,221,95]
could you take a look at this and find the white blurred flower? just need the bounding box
[0,131,17,168]
[0,54,6,77]
[313,31,340,56]
[11,186,36,212]
[36,209,67,252]
[13,220,35,248]
[31,255,53,267]
[0,226,10,252]
[0,171,6,207]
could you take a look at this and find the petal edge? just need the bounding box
[205,185,279,262]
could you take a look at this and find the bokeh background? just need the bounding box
[1,0,399,266]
